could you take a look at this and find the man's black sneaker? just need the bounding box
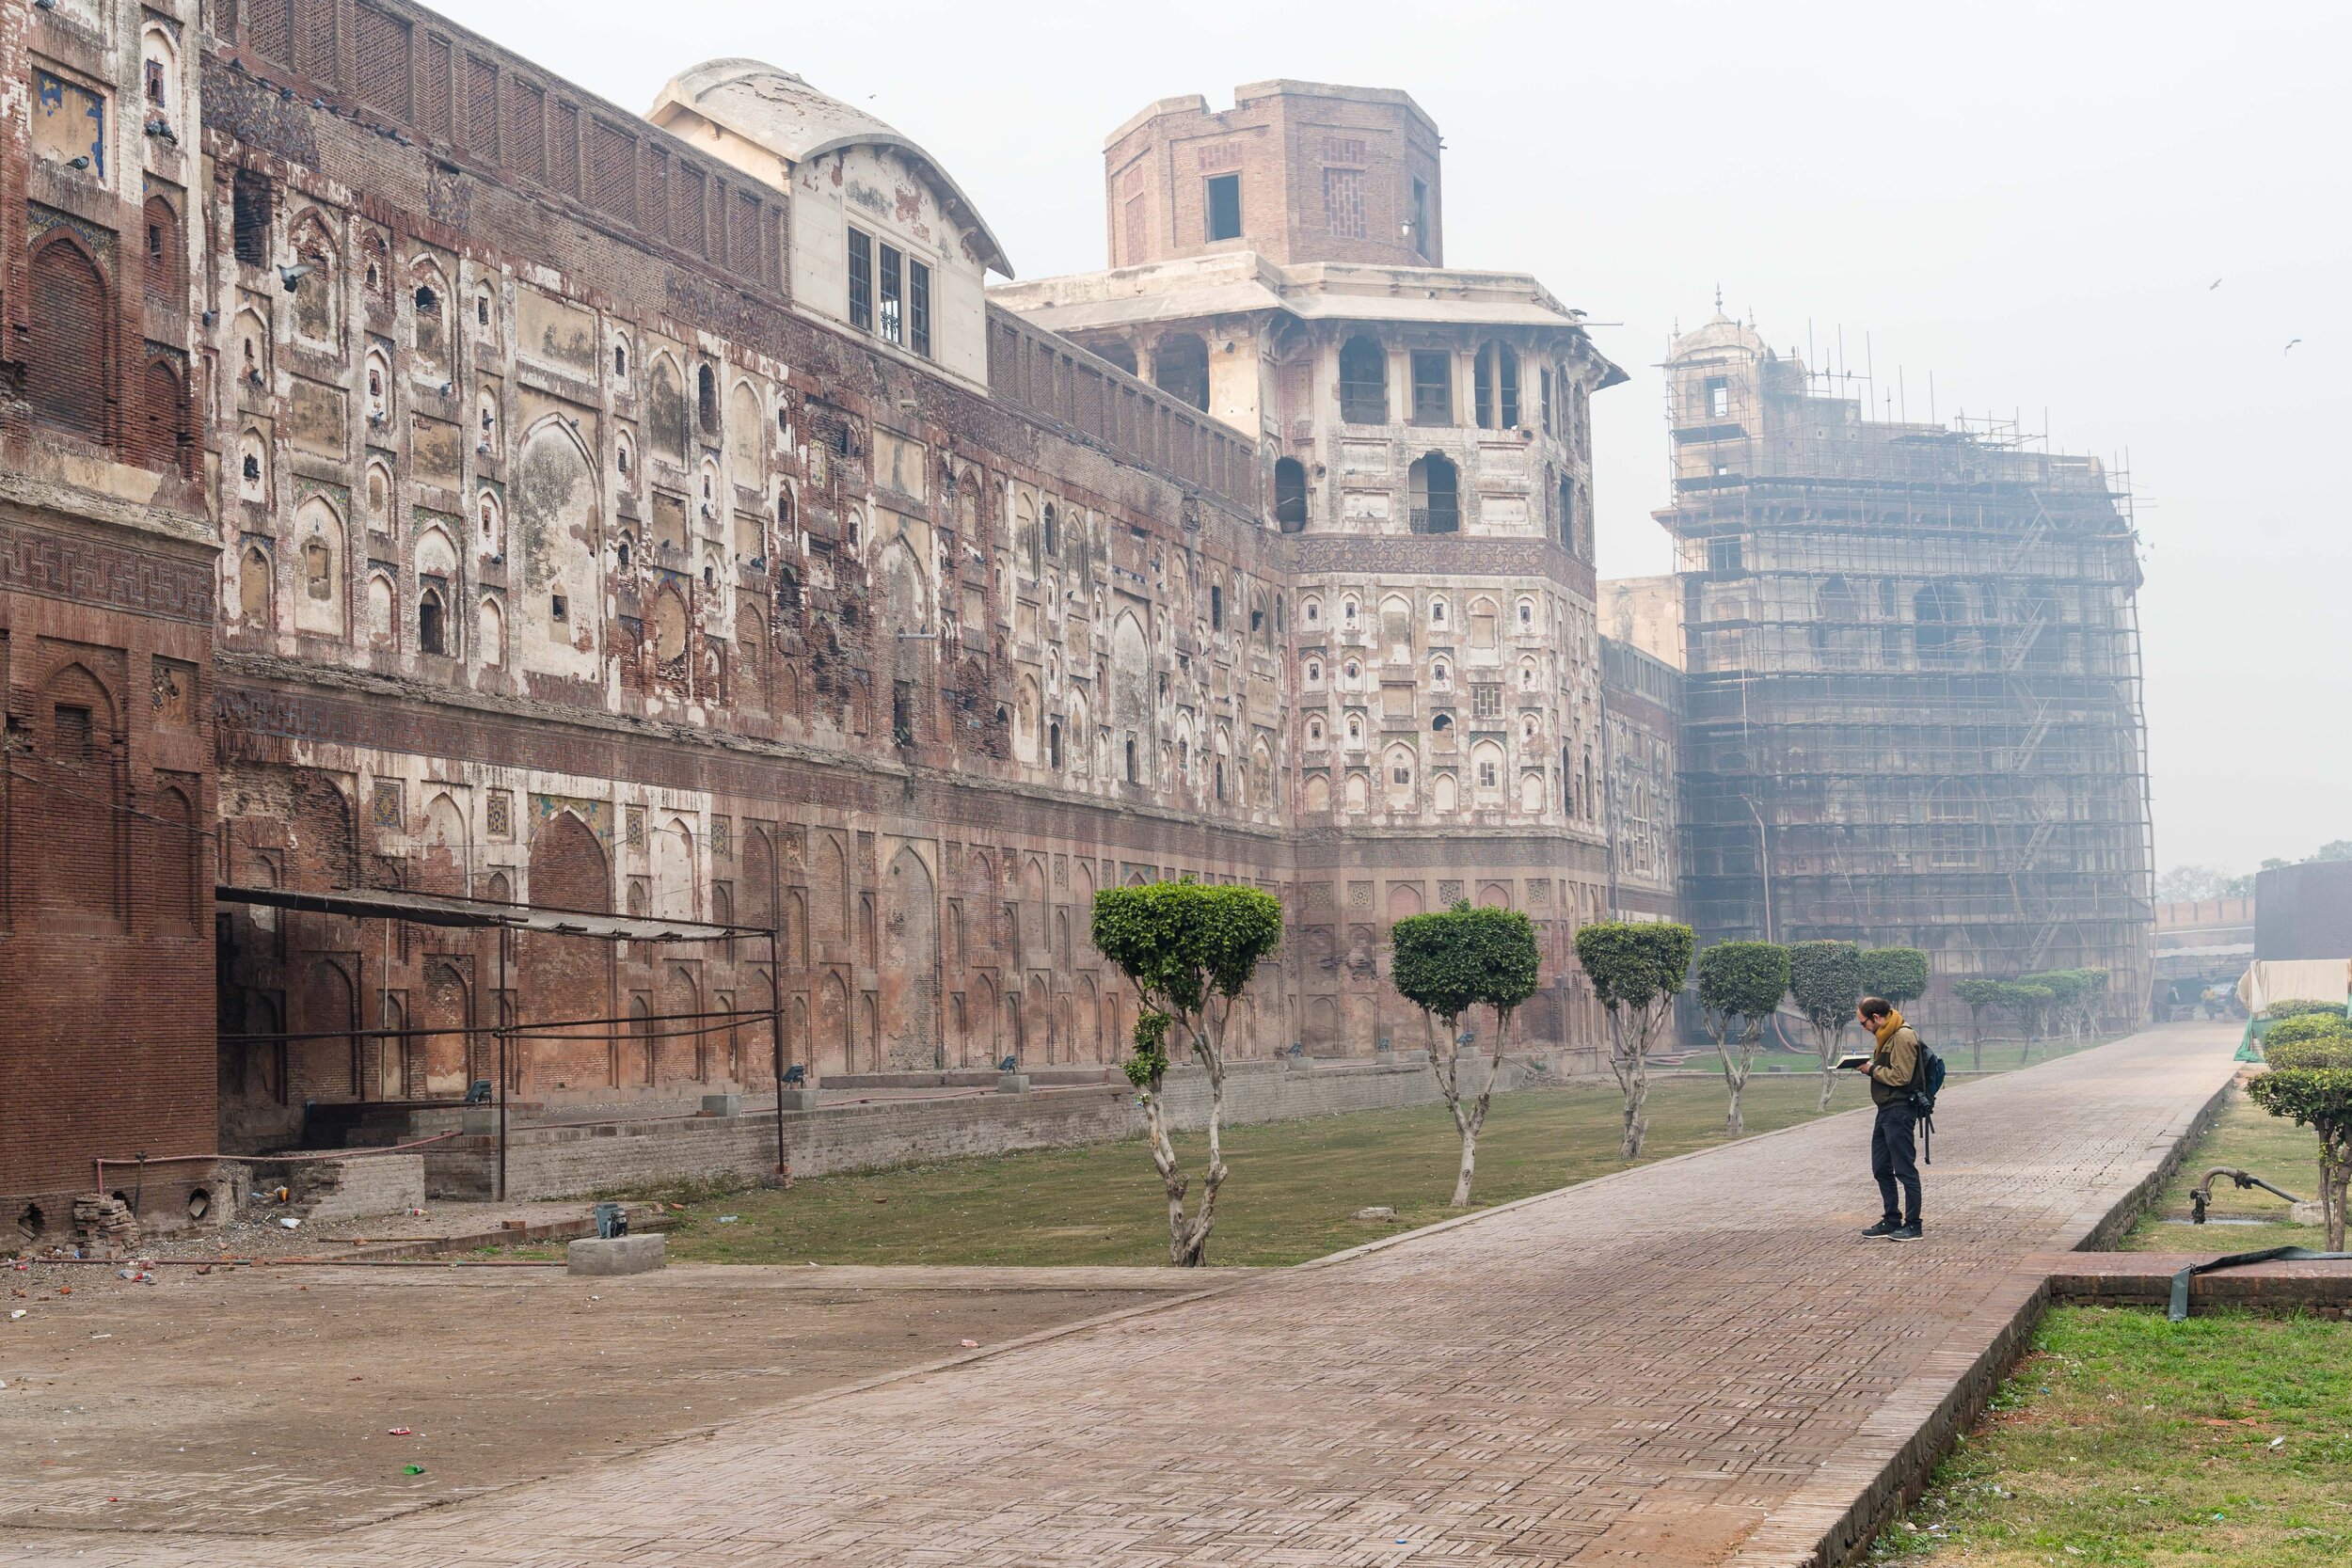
[1888,1224,1924,1243]
[1861,1219,1902,1238]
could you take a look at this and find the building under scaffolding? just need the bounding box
[1655,313,2154,1022]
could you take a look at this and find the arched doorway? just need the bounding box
[520,810,611,1091]
[881,845,939,1069]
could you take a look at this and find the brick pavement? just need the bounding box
[30,1022,2237,1567]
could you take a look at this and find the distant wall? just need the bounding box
[2256,861,2352,962]
[426,1051,1555,1199]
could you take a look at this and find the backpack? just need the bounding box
[1908,1036,1946,1164]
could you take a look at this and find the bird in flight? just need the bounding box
[2209,277,2222,290]
[2284,339,2302,355]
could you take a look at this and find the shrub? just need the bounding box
[1788,941,1863,1109]
[1090,880,1281,1265]
[2265,999,2348,1022]
[1953,978,2006,1069]
[1393,901,1541,1206]
[2247,1055,2352,1251]
[2265,1013,2352,1053]
[1859,947,1930,1009]
[1695,941,1790,1135]
[1574,921,1695,1158]
[2265,1035,2352,1071]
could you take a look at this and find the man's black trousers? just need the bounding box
[1871,1099,1922,1227]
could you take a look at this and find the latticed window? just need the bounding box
[1339,337,1387,423]
[847,230,872,332]
[909,261,932,357]
[1324,166,1366,239]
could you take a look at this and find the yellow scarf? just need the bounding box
[1872,1008,1906,1048]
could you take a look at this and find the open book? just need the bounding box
[1833,1053,1873,1072]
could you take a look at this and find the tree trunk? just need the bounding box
[1971,1023,1983,1074]
[1813,1022,1841,1112]
[1722,1019,1761,1137]
[1425,1011,1478,1209]
[1171,1003,1231,1266]
[1614,1002,1651,1159]
[1452,1008,1508,1205]
[1139,1070,1191,1267]
[2327,1140,2350,1254]
[1452,1110,1480,1208]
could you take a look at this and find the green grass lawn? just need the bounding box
[1874,1307,2352,1566]
[2123,1088,2331,1255]
[652,1072,1869,1267]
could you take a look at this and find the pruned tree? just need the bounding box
[1391,900,1540,1207]
[1953,977,2005,1071]
[1575,921,1695,1158]
[2026,969,2094,1049]
[1695,941,1790,1135]
[2248,1023,2352,1249]
[1090,879,1282,1266]
[2079,968,2112,1037]
[2000,981,2055,1055]
[1860,947,1930,1014]
[1788,940,1864,1111]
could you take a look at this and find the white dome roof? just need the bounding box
[1670,311,1764,359]
[652,59,1012,277]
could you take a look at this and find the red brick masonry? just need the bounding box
[2041,1251,2352,1317]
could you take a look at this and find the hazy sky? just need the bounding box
[436,0,2345,874]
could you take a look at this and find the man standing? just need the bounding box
[1853,995,1923,1242]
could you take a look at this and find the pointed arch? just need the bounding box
[237,425,271,502]
[653,816,697,919]
[225,548,268,641]
[818,973,851,1073]
[410,257,451,373]
[1111,610,1150,785]
[477,596,506,667]
[515,417,601,675]
[26,233,112,444]
[138,355,192,475]
[365,571,397,648]
[812,832,849,942]
[646,354,687,462]
[293,498,347,637]
[286,210,340,344]
[418,792,469,894]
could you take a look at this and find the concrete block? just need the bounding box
[566,1233,666,1276]
[461,1107,498,1135]
[700,1093,743,1117]
[997,1072,1031,1095]
[2291,1200,2327,1227]
[778,1088,820,1113]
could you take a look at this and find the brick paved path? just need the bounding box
[39,1022,2236,1567]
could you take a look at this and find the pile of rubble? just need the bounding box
[72,1195,141,1259]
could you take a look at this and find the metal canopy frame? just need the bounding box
[215,884,789,1197]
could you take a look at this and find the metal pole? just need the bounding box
[767,924,787,1177]
[380,914,394,1099]
[497,924,510,1203]
[1741,793,1774,944]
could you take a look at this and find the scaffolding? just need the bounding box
[215,884,788,1200]
[1657,321,2155,1022]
